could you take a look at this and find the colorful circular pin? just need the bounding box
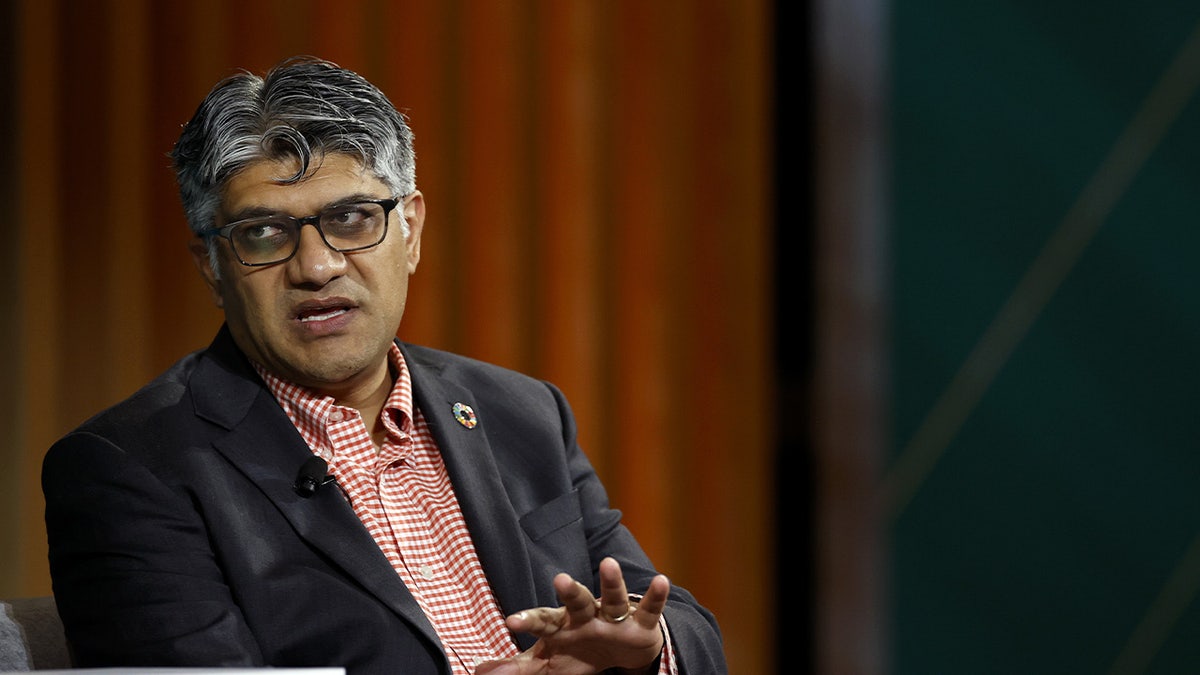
[452,402,478,429]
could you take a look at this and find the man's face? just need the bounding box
[191,153,425,399]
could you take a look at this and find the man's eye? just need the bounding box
[234,220,292,250]
[326,207,369,226]
[243,221,288,240]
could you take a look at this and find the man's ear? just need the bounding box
[187,238,225,309]
[402,191,426,274]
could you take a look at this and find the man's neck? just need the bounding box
[320,362,396,449]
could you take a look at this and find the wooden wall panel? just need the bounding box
[533,0,608,478]
[377,0,456,353]
[680,3,775,671]
[146,1,227,375]
[0,0,19,598]
[608,0,682,571]
[104,0,153,401]
[459,2,533,370]
[13,0,63,599]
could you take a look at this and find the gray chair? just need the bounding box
[0,597,71,671]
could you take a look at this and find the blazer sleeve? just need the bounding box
[42,430,263,667]
[414,347,730,674]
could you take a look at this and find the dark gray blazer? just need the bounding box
[42,326,726,674]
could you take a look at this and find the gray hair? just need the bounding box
[171,56,416,268]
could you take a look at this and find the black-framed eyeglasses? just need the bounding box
[201,197,400,267]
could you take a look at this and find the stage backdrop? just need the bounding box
[0,2,774,673]
[888,1,1200,672]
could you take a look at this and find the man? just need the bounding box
[41,57,726,674]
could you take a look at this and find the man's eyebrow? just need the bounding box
[225,205,281,222]
[224,193,385,222]
[320,193,387,210]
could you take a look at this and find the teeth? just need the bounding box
[300,308,347,322]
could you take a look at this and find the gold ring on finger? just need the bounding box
[607,606,632,623]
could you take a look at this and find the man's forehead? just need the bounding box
[220,154,384,213]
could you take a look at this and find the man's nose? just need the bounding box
[288,222,346,284]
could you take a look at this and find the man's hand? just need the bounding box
[476,557,669,674]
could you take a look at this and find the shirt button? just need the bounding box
[329,411,344,422]
[420,564,434,580]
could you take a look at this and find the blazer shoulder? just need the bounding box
[67,326,262,445]
[69,351,203,438]
[398,342,571,430]
[400,342,549,390]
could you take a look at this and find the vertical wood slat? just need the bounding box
[146,1,226,375]
[608,0,680,571]
[0,0,20,597]
[680,2,775,672]
[377,0,454,352]
[14,0,62,595]
[459,3,530,371]
[310,0,369,71]
[58,0,112,425]
[106,0,152,402]
[534,0,607,477]
[228,0,288,76]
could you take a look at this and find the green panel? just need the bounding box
[891,1,1200,673]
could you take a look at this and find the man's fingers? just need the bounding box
[541,564,671,631]
[598,557,632,621]
[554,572,598,625]
[505,606,567,636]
[633,573,670,628]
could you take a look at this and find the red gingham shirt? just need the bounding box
[257,345,676,674]
[256,345,519,673]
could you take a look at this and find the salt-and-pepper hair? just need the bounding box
[170,56,416,269]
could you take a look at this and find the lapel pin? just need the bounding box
[452,402,478,429]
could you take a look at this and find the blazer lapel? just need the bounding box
[189,328,442,649]
[403,344,539,647]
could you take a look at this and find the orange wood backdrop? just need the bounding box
[0,1,775,672]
